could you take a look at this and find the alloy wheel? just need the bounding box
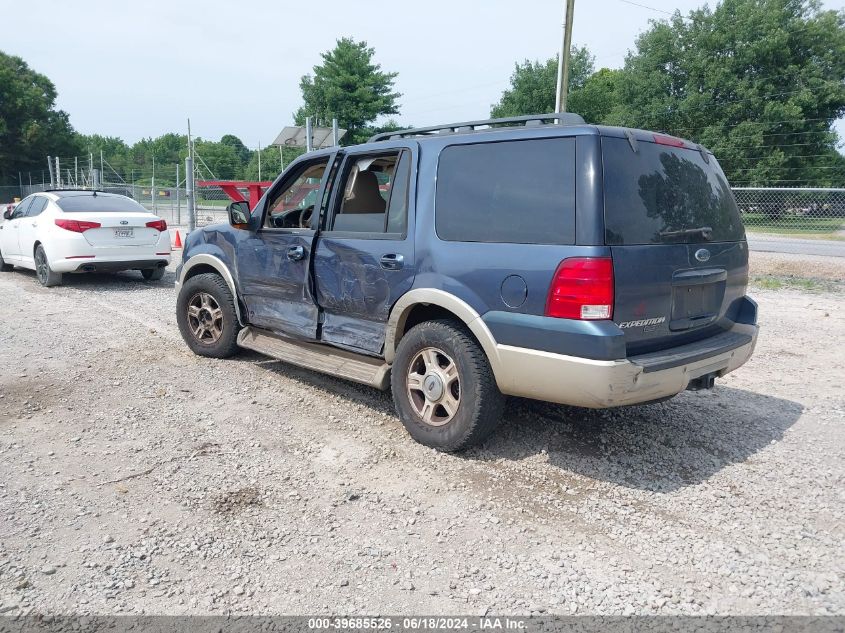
[186,292,224,344]
[406,347,461,426]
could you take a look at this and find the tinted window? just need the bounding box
[435,138,575,245]
[329,151,408,234]
[602,137,745,245]
[11,197,34,219]
[56,194,146,213]
[27,197,48,216]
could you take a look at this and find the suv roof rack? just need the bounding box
[368,112,586,143]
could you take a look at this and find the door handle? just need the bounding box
[287,245,305,261]
[380,253,404,270]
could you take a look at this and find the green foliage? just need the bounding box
[294,37,401,145]
[490,47,594,118]
[567,68,623,125]
[612,0,845,186]
[243,145,304,182]
[221,134,251,164]
[0,51,81,185]
[491,0,845,186]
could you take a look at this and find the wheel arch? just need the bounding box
[384,289,503,383]
[179,254,245,325]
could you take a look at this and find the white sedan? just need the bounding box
[0,190,171,287]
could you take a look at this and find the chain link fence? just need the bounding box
[734,187,845,236]
[3,182,844,255]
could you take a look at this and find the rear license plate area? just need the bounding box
[670,282,723,331]
[114,229,134,239]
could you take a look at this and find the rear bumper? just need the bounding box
[56,258,170,273]
[491,289,759,411]
[496,325,757,407]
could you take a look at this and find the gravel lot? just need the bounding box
[0,252,843,616]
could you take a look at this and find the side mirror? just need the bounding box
[2,209,12,220]
[227,201,251,227]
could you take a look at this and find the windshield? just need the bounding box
[56,194,147,213]
[602,137,745,245]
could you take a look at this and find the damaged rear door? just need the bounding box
[312,142,417,355]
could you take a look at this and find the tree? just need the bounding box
[567,68,623,125]
[0,51,80,185]
[220,134,251,165]
[243,145,304,182]
[294,38,401,145]
[614,0,845,186]
[490,47,594,118]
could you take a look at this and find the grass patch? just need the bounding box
[751,274,843,293]
[742,212,845,238]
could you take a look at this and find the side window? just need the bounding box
[264,160,329,229]
[27,197,48,217]
[11,197,33,219]
[435,138,576,245]
[329,151,409,235]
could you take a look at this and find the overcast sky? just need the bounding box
[4,0,844,148]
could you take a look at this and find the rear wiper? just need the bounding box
[659,226,713,241]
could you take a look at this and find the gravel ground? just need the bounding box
[0,252,843,617]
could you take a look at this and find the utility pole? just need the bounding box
[55,157,61,188]
[176,163,181,225]
[305,117,313,152]
[100,151,104,183]
[279,145,284,171]
[151,155,157,213]
[258,142,262,181]
[332,118,339,146]
[18,172,23,197]
[47,156,54,188]
[186,118,195,233]
[555,0,576,114]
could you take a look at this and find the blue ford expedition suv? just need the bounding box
[175,113,759,451]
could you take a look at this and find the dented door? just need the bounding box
[313,143,417,355]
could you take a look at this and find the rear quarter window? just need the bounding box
[602,137,745,245]
[435,138,576,245]
[56,195,146,213]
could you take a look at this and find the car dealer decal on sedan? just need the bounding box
[0,190,171,287]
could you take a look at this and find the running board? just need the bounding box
[237,326,391,390]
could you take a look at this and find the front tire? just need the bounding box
[34,245,62,287]
[391,319,505,452]
[176,272,240,358]
[141,267,165,281]
[0,249,12,272]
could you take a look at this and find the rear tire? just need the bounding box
[176,272,240,358]
[141,267,165,281]
[391,319,505,452]
[34,245,62,287]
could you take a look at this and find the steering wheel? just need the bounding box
[299,205,314,228]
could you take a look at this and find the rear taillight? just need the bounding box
[55,219,101,233]
[545,257,614,320]
[146,219,167,232]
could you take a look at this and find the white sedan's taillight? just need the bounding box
[146,219,167,232]
[55,219,101,233]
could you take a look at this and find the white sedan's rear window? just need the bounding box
[56,195,146,213]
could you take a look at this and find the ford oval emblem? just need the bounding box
[695,248,711,263]
[120,220,129,225]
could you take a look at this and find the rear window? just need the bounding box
[602,137,745,245]
[56,194,146,213]
[435,138,575,245]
